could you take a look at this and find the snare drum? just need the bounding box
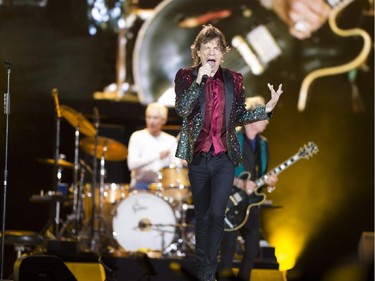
[112,191,176,252]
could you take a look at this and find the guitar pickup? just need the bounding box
[232,35,264,75]
[231,25,281,75]
[246,25,281,65]
[229,192,244,206]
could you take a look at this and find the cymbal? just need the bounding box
[37,158,74,169]
[60,105,96,137]
[80,136,127,162]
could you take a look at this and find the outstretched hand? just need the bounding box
[265,83,283,112]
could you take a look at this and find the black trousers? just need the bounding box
[219,206,260,281]
[188,152,235,275]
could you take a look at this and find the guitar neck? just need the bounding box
[255,152,301,188]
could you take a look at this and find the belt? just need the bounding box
[199,150,227,158]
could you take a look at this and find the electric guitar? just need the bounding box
[224,142,319,232]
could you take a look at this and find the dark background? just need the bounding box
[0,0,373,280]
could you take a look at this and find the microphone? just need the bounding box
[3,60,12,69]
[201,61,215,87]
[201,74,208,86]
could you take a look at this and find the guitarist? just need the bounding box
[218,96,278,281]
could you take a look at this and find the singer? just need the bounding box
[174,25,283,281]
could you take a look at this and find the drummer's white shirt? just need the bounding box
[127,129,179,186]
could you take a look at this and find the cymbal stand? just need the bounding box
[52,89,62,193]
[69,123,82,239]
[87,144,111,254]
[58,162,86,240]
[46,89,63,239]
[88,109,111,254]
[86,108,99,251]
[98,144,107,224]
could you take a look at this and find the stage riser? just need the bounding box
[13,255,286,281]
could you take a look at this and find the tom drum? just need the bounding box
[159,165,190,201]
[83,183,129,228]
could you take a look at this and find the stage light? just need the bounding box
[87,0,125,34]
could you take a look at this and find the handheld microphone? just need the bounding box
[201,74,208,86]
[3,60,12,68]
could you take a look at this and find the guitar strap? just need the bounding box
[235,132,246,177]
[259,136,268,176]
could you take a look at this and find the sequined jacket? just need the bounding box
[174,66,270,166]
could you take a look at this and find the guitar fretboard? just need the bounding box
[255,153,301,187]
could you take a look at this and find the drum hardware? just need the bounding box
[36,155,73,232]
[162,202,195,257]
[58,105,97,240]
[57,160,92,240]
[34,155,73,240]
[0,230,44,272]
[77,113,128,253]
[33,90,72,239]
[29,191,70,240]
[46,89,64,238]
[73,109,109,254]
[79,182,129,254]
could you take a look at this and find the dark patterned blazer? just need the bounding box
[174,66,270,166]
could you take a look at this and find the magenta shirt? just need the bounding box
[194,70,227,156]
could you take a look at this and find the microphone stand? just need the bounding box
[1,60,12,281]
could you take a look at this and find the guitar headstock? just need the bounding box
[298,142,319,159]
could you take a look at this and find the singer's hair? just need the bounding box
[146,102,168,120]
[191,24,230,67]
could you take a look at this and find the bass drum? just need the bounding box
[133,0,292,105]
[112,191,176,252]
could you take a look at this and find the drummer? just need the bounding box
[127,102,182,190]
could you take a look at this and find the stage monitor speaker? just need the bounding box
[65,262,105,281]
[13,255,77,281]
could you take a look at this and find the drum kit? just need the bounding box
[32,90,195,258]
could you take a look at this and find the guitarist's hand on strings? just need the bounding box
[234,178,257,195]
[264,171,279,193]
[265,0,331,40]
